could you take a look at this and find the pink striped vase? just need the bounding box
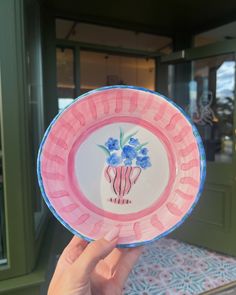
[104,166,141,198]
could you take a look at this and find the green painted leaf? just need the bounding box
[136,142,148,151]
[123,131,138,146]
[119,127,124,148]
[97,145,110,156]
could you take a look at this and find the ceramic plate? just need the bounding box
[37,86,206,247]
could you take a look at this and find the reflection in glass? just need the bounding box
[80,51,155,94]
[186,54,235,162]
[56,19,172,54]
[57,47,75,99]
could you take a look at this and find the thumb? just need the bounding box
[71,227,120,282]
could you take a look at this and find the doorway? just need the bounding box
[164,41,236,256]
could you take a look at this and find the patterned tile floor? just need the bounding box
[124,238,236,295]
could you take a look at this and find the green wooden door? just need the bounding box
[162,41,236,256]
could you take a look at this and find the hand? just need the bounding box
[48,227,143,295]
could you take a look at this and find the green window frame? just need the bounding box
[0,0,48,281]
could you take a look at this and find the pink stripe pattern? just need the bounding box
[115,91,123,113]
[43,171,65,181]
[174,126,191,143]
[88,99,97,119]
[133,222,142,239]
[49,133,68,150]
[166,203,183,216]
[179,143,197,157]
[141,97,153,114]
[71,108,86,126]
[104,166,141,197]
[181,159,199,171]
[43,151,65,165]
[175,189,194,201]
[75,213,90,225]
[154,103,167,121]
[60,118,76,134]
[61,204,78,212]
[102,99,110,114]
[129,93,138,112]
[150,214,164,231]
[165,113,183,131]
[180,177,199,187]
[89,220,104,236]
[50,190,69,198]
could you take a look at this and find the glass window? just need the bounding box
[80,51,155,93]
[56,47,76,103]
[186,54,235,162]
[56,19,172,54]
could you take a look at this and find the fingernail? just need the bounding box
[104,227,120,242]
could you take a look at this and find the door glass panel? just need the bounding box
[56,47,75,111]
[190,54,235,162]
[170,54,235,163]
[80,50,155,94]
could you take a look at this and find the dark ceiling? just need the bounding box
[44,0,236,36]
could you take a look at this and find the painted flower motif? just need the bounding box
[136,156,151,169]
[140,147,148,155]
[106,153,122,166]
[98,128,151,170]
[129,137,140,146]
[122,145,137,160]
[124,159,132,166]
[105,137,119,151]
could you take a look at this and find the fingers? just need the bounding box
[113,246,143,285]
[104,248,129,274]
[71,227,120,283]
[52,236,88,283]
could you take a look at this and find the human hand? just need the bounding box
[48,227,143,295]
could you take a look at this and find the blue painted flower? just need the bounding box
[129,137,140,146]
[107,153,122,166]
[124,159,132,166]
[105,137,119,151]
[136,156,151,169]
[140,147,148,155]
[122,145,137,160]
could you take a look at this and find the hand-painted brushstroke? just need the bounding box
[42,171,65,181]
[133,222,142,240]
[180,177,199,187]
[165,113,183,131]
[179,143,197,157]
[174,126,191,143]
[43,151,65,165]
[175,189,194,201]
[181,159,199,171]
[166,203,183,216]
[71,108,86,126]
[49,133,68,150]
[150,214,164,231]
[50,190,69,198]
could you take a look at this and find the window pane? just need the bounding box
[56,47,75,100]
[56,19,172,54]
[80,51,155,93]
[175,54,235,163]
